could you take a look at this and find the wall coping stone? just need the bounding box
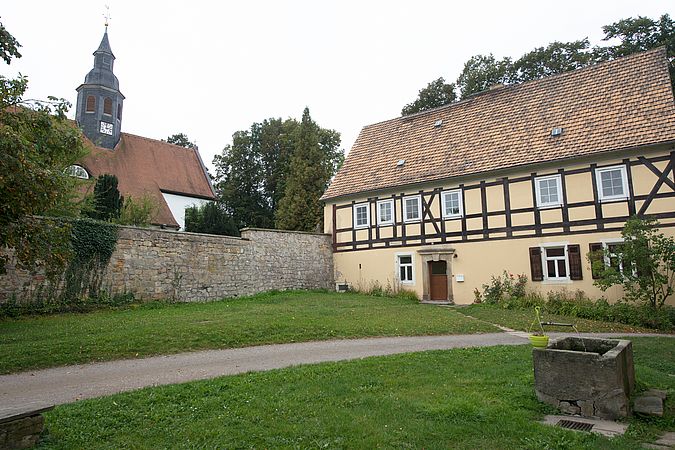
[240,227,331,237]
[115,225,249,242]
[0,405,53,424]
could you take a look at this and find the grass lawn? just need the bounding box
[38,337,674,449]
[455,304,664,334]
[0,290,497,374]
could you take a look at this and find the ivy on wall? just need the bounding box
[60,218,119,302]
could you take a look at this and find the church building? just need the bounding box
[71,28,215,230]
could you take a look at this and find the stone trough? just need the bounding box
[532,337,635,420]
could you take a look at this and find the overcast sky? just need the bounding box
[2,1,670,171]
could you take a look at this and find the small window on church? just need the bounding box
[86,96,96,113]
[64,165,90,180]
[117,103,122,120]
[103,98,112,115]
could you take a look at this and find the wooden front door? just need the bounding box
[429,261,447,301]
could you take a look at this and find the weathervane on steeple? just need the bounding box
[103,4,111,30]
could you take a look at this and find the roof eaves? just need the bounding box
[321,139,675,202]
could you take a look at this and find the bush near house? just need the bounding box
[472,218,675,331]
[475,278,675,331]
[496,290,674,331]
[590,216,675,310]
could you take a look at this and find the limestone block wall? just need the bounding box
[0,226,334,303]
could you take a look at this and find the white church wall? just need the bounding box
[162,192,211,231]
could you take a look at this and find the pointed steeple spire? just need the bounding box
[95,30,115,58]
[75,27,125,150]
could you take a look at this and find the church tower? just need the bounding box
[75,28,124,149]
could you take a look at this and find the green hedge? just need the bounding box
[495,291,674,331]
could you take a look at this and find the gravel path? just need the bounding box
[0,331,670,415]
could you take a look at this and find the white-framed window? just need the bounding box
[441,189,463,218]
[403,195,421,222]
[376,199,394,226]
[541,243,570,281]
[602,239,625,274]
[596,165,629,202]
[64,164,90,180]
[396,253,414,284]
[535,174,563,208]
[353,203,369,229]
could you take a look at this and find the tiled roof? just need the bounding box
[80,133,216,227]
[322,47,675,200]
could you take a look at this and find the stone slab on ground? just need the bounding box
[0,405,53,450]
[634,392,665,417]
[655,432,675,447]
[541,415,628,438]
[643,431,675,449]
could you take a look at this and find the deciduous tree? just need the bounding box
[164,132,197,149]
[0,22,87,275]
[184,202,238,236]
[590,217,675,309]
[401,77,456,116]
[511,39,592,83]
[0,17,21,64]
[402,13,674,109]
[212,112,342,233]
[593,14,675,88]
[456,54,512,99]
[214,130,272,230]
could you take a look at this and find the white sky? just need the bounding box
[2,1,670,172]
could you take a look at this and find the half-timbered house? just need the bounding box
[321,48,675,304]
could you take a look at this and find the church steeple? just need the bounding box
[75,28,125,149]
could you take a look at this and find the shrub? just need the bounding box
[347,279,418,302]
[591,216,675,309]
[185,202,239,236]
[116,194,157,227]
[480,271,528,304]
[0,290,135,318]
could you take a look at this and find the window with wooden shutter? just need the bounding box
[568,244,582,280]
[529,247,543,281]
[589,243,603,279]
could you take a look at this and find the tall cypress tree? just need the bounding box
[88,174,123,221]
[275,108,332,231]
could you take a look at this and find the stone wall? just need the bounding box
[0,227,334,303]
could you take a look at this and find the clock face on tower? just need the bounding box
[100,121,114,136]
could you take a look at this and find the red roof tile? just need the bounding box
[80,132,215,227]
[322,47,675,200]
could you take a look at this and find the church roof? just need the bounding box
[79,133,216,228]
[95,30,114,58]
[321,47,675,201]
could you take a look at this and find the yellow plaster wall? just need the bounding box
[333,227,675,306]
[326,146,675,304]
